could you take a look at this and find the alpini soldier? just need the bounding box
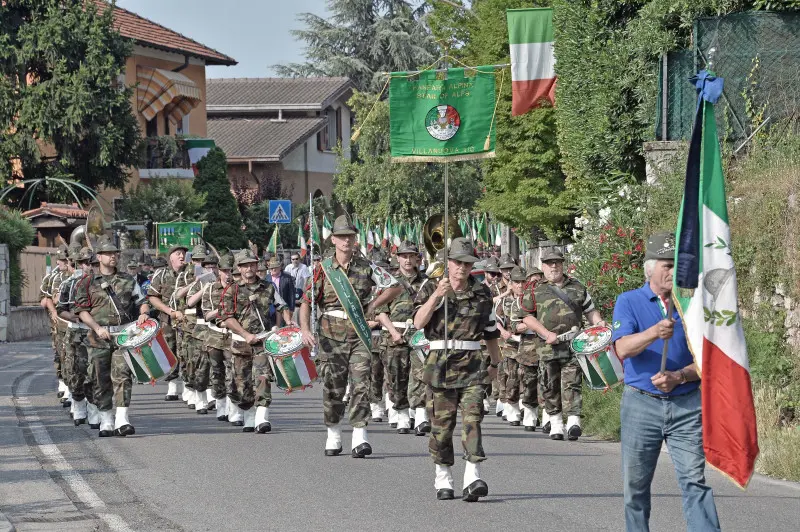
[481,257,506,417]
[56,247,94,426]
[376,240,429,435]
[147,243,188,400]
[41,245,70,404]
[174,245,208,408]
[522,249,605,440]
[75,236,149,437]
[300,215,377,458]
[413,237,501,502]
[219,249,291,433]
[185,251,219,414]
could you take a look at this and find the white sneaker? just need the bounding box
[434,464,454,490]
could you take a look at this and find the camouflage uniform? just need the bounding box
[188,277,213,398]
[74,267,146,412]
[56,264,93,405]
[525,276,595,418]
[41,262,69,386]
[201,275,235,410]
[413,275,499,467]
[218,256,286,414]
[147,259,187,382]
[176,263,200,390]
[498,285,540,423]
[303,254,375,428]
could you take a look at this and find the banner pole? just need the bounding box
[660,297,674,373]
[444,160,449,359]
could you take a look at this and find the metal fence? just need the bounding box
[656,12,800,141]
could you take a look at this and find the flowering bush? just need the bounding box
[569,183,647,317]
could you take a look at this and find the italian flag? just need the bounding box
[270,351,318,392]
[297,223,307,258]
[322,214,332,241]
[185,138,215,176]
[122,332,177,383]
[674,71,758,489]
[507,8,556,116]
[267,225,279,254]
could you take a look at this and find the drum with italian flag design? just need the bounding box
[115,319,177,383]
[570,325,624,390]
[263,327,318,393]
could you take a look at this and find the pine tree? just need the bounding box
[193,147,246,250]
[0,0,141,204]
[274,0,437,92]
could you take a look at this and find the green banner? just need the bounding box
[320,257,372,351]
[389,67,497,162]
[155,222,204,255]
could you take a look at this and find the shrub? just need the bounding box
[0,207,36,305]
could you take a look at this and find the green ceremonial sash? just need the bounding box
[320,257,372,351]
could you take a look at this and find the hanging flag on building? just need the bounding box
[507,8,556,115]
[185,138,216,176]
[267,225,279,254]
[674,70,758,489]
[389,67,497,162]
[298,223,307,258]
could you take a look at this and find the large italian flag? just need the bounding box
[674,71,758,489]
[185,138,215,176]
[507,8,556,116]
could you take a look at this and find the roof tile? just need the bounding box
[22,203,89,219]
[208,117,327,160]
[206,77,353,110]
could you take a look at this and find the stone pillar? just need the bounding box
[501,226,519,260]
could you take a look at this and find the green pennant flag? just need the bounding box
[322,214,332,240]
[478,214,489,245]
[389,67,497,162]
[267,225,279,253]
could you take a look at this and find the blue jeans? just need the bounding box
[621,386,720,532]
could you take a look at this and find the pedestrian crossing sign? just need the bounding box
[269,200,292,224]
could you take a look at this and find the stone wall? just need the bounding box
[0,244,9,341]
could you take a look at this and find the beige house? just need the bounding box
[206,77,354,204]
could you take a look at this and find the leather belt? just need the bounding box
[428,340,481,351]
[323,310,347,319]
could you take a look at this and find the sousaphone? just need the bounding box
[68,205,105,250]
[422,213,463,278]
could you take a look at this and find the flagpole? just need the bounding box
[660,297,674,373]
[309,193,316,341]
[443,160,449,359]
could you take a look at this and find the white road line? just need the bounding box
[16,372,133,532]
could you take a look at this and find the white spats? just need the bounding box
[434,464,454,490]
[216,397,228,419]
[87,403,100,425]
[463,462,482,489]
[61,388,72,403]
[370,402,385,420]
[99,410,114,432]
[541,409,550,427]
[495,400,504,414]
[523,406,538,427]
[175,380,185,395]
[73,398,87,421]
[505,403,521,423]
[243,408,256,429]
[58,380,68,394]
[351,427,369,449]
[414,407,428,428]
[396,409,411,430]
[385,393,397,425]
[549,412,564,436]
[228,403,244,423]
[206,389,215,403]
[167,380,178,396]
[255,406,269,425]
[114,407,131,429]
[326,425,342,450]
[567,415,581,430]
[194,390,208,411]
[483,397,491,412]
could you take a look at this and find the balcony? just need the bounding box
[138,136,194,179]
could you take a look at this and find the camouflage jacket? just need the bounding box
[74,270,146,347]
[413,277,499,388]
[40,269,68,300]
[497,293,539,366]
[376,271,427,345]
[525,276,594,361]
[147,265,186,320]
[219,279,287,336]
[302,254,375,342]
[200,280,231,351]
[57,270,92,343]
[175,267,198,329]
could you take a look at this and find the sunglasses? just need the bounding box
[291,258,299,261]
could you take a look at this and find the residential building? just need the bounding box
[206,77,354,204]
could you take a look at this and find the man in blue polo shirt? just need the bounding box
[612,232,720,532]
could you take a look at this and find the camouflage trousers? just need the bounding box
[160,321,180,382]
[382,342,411,411]
[87,346,132,411]
[540,357,582,416]
[369,347,385,404]
[318,335,371,428]
[408,347,426,410]
[490,358,509,402]
[504,359,539,409]
[229,351,273,411]
[428,384,487,466]
[181,329,198,387]
[190,334,210,393]
[52,324,68,380]
[63,329,91,402]
[206,347,233,400]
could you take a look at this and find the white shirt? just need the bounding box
[285,261,311,290]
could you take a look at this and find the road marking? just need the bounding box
[15,371,133,532]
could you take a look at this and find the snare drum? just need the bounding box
[408,329,430,363]
[115,319,177,383]
[570,325,624,390]
[263,326,318,393]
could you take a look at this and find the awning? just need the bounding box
[137,66,201,123]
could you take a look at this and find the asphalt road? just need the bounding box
[1,340,798,532]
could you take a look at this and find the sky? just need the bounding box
[116,0,328,79]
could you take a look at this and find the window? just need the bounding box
[177,114,189,135]
[318,107,342,151]
[145,117,157,137]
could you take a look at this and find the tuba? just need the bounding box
[69,205,105,250]
[422,214,463,278]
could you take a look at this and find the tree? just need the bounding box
[0,207,36,305]
[0,0,141,205]
[274,0,437,92]
[193,147,246,250]
[118,179,206,224]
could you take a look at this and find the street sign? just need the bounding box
[269,200,292,224]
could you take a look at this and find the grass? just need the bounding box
[754,383,800,482]
[581,384,622,441]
